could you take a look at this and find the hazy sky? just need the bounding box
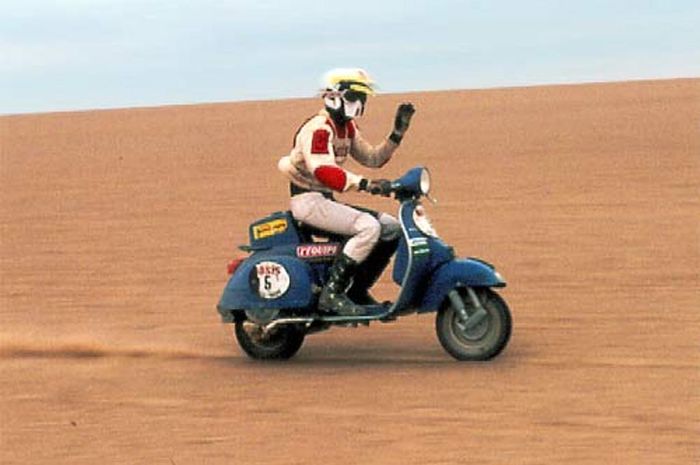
[2,0,699,114]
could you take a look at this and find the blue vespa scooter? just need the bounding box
[217,167,512,361]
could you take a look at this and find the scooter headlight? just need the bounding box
[420,168,431,195]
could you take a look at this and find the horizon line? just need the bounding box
[3,75,697,118]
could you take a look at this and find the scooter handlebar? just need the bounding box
[363,167,430,199]
[366,179,394,197]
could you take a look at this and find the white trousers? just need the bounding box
[290,192,400,262]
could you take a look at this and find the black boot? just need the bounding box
[319,254,366,316]
[347,238,399,305]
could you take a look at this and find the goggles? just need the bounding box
[341,89,368,104]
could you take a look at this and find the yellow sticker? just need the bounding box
[253,219,288,240]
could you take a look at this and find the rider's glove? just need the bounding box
[389,103,416,145]
[360,178,393,197]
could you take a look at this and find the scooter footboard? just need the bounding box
[419,258,506,312]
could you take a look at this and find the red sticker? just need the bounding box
[296,243,340,259]
[311,129,330,154]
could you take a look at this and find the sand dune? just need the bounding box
[1,79,698,464]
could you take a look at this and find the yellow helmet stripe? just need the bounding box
[348,82,375,95]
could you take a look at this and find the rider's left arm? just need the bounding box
[350,122,399,169]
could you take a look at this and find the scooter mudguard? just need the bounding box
[217,255,314,314]
[419,258,506,312]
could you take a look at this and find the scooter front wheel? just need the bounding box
[436,288,512,361]
[234,318,305,360]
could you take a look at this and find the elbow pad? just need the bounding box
[314,165,347,191]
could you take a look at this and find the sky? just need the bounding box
[2,0,699,114]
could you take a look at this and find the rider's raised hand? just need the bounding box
[389,103,416,144]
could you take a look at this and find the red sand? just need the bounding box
[1,79,698,464]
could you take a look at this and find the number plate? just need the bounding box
[252,261,291,299]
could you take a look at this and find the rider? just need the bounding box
[278,68,415,316]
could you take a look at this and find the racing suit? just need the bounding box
[278,109,400,262]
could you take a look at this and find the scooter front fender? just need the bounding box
[419,258,506,312]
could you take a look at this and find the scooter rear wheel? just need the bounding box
[234,318,305,360]
[436,288,512,361]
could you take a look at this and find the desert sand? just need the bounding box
[1,78,698,464]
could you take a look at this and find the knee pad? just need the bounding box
[380,223,402,241]
[377,213,401,241]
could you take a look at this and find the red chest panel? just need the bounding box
[311,129,330,154]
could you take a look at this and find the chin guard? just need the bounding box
[324,96,364,123]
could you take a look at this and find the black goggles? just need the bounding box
[342,90,368,104]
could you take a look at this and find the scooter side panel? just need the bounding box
[392,213,453,285]
[217,255,314,312]
[419,258,506,312]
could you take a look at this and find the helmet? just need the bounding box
[320,68,376,122]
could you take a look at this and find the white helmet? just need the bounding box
[320,68,376,120]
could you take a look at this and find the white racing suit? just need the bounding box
[278,110,400,262]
